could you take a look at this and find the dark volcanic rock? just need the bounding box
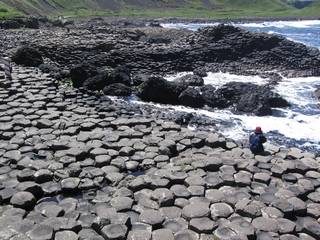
[8,24,319,81]
[70,64,90,88]
[10,191,36,210]
[2,21,320,240]
[0,17,40,29]
[178,87,204,108]
[76,66,131,91]
[108,66,131,86]
[138,76,187,104]
[12,46,43,67]
[103,83,132,96]
[83,72,107,91]
[202,82,289,115]
[236,93,273,116]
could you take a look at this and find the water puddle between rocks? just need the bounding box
[129,170,145,177]
[37,193,84,204]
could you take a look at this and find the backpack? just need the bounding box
[250,134,261,153]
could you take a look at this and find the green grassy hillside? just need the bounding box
[1,0,320,19]
[0,2,21,18]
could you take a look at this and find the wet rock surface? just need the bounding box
[2,20,317,116]
[1,19,320,240]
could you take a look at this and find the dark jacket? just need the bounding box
[249,132,267,154]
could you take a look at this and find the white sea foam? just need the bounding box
[238,20,320,29]
[161,23,218,30]
[162,20,320,31]
[129,72,320,147]
[130,98,320,144]
[159,21,320,149]
[162,21,320,49]
[275,76,320,106]
[164,72,193,81]
[203,72,268,87]
[165,71,268,86]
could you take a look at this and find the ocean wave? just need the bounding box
[165,71,268,86]
[238,20,320,29]
[162,20,320,31]
[130,71,320,149]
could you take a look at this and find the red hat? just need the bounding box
[255,126,262,133]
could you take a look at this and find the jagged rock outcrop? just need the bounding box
[7,23,319,78]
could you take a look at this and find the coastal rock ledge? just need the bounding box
[1,62,320,239]
[4,21,320,115]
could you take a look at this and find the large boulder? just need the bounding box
[70,65,89,88]
[138,76,187,105]
[178,87,204,108]
[201,85,218,107]
[83,73,107,91]
[267,96,290,108]
[132,74,149,86]
[73,65,131,90]
[103,83,132,96]
[108,66,131,86]
[175,74,204,87]
[236,93,272,116]
[12,46,43,67]
[70,63,98,88]
[202,82,289,116]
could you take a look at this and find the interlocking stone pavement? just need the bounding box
[1,65,320,240]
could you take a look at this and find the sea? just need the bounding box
[137,20,320,152]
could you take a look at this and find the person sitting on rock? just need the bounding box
[249,126,267,155]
